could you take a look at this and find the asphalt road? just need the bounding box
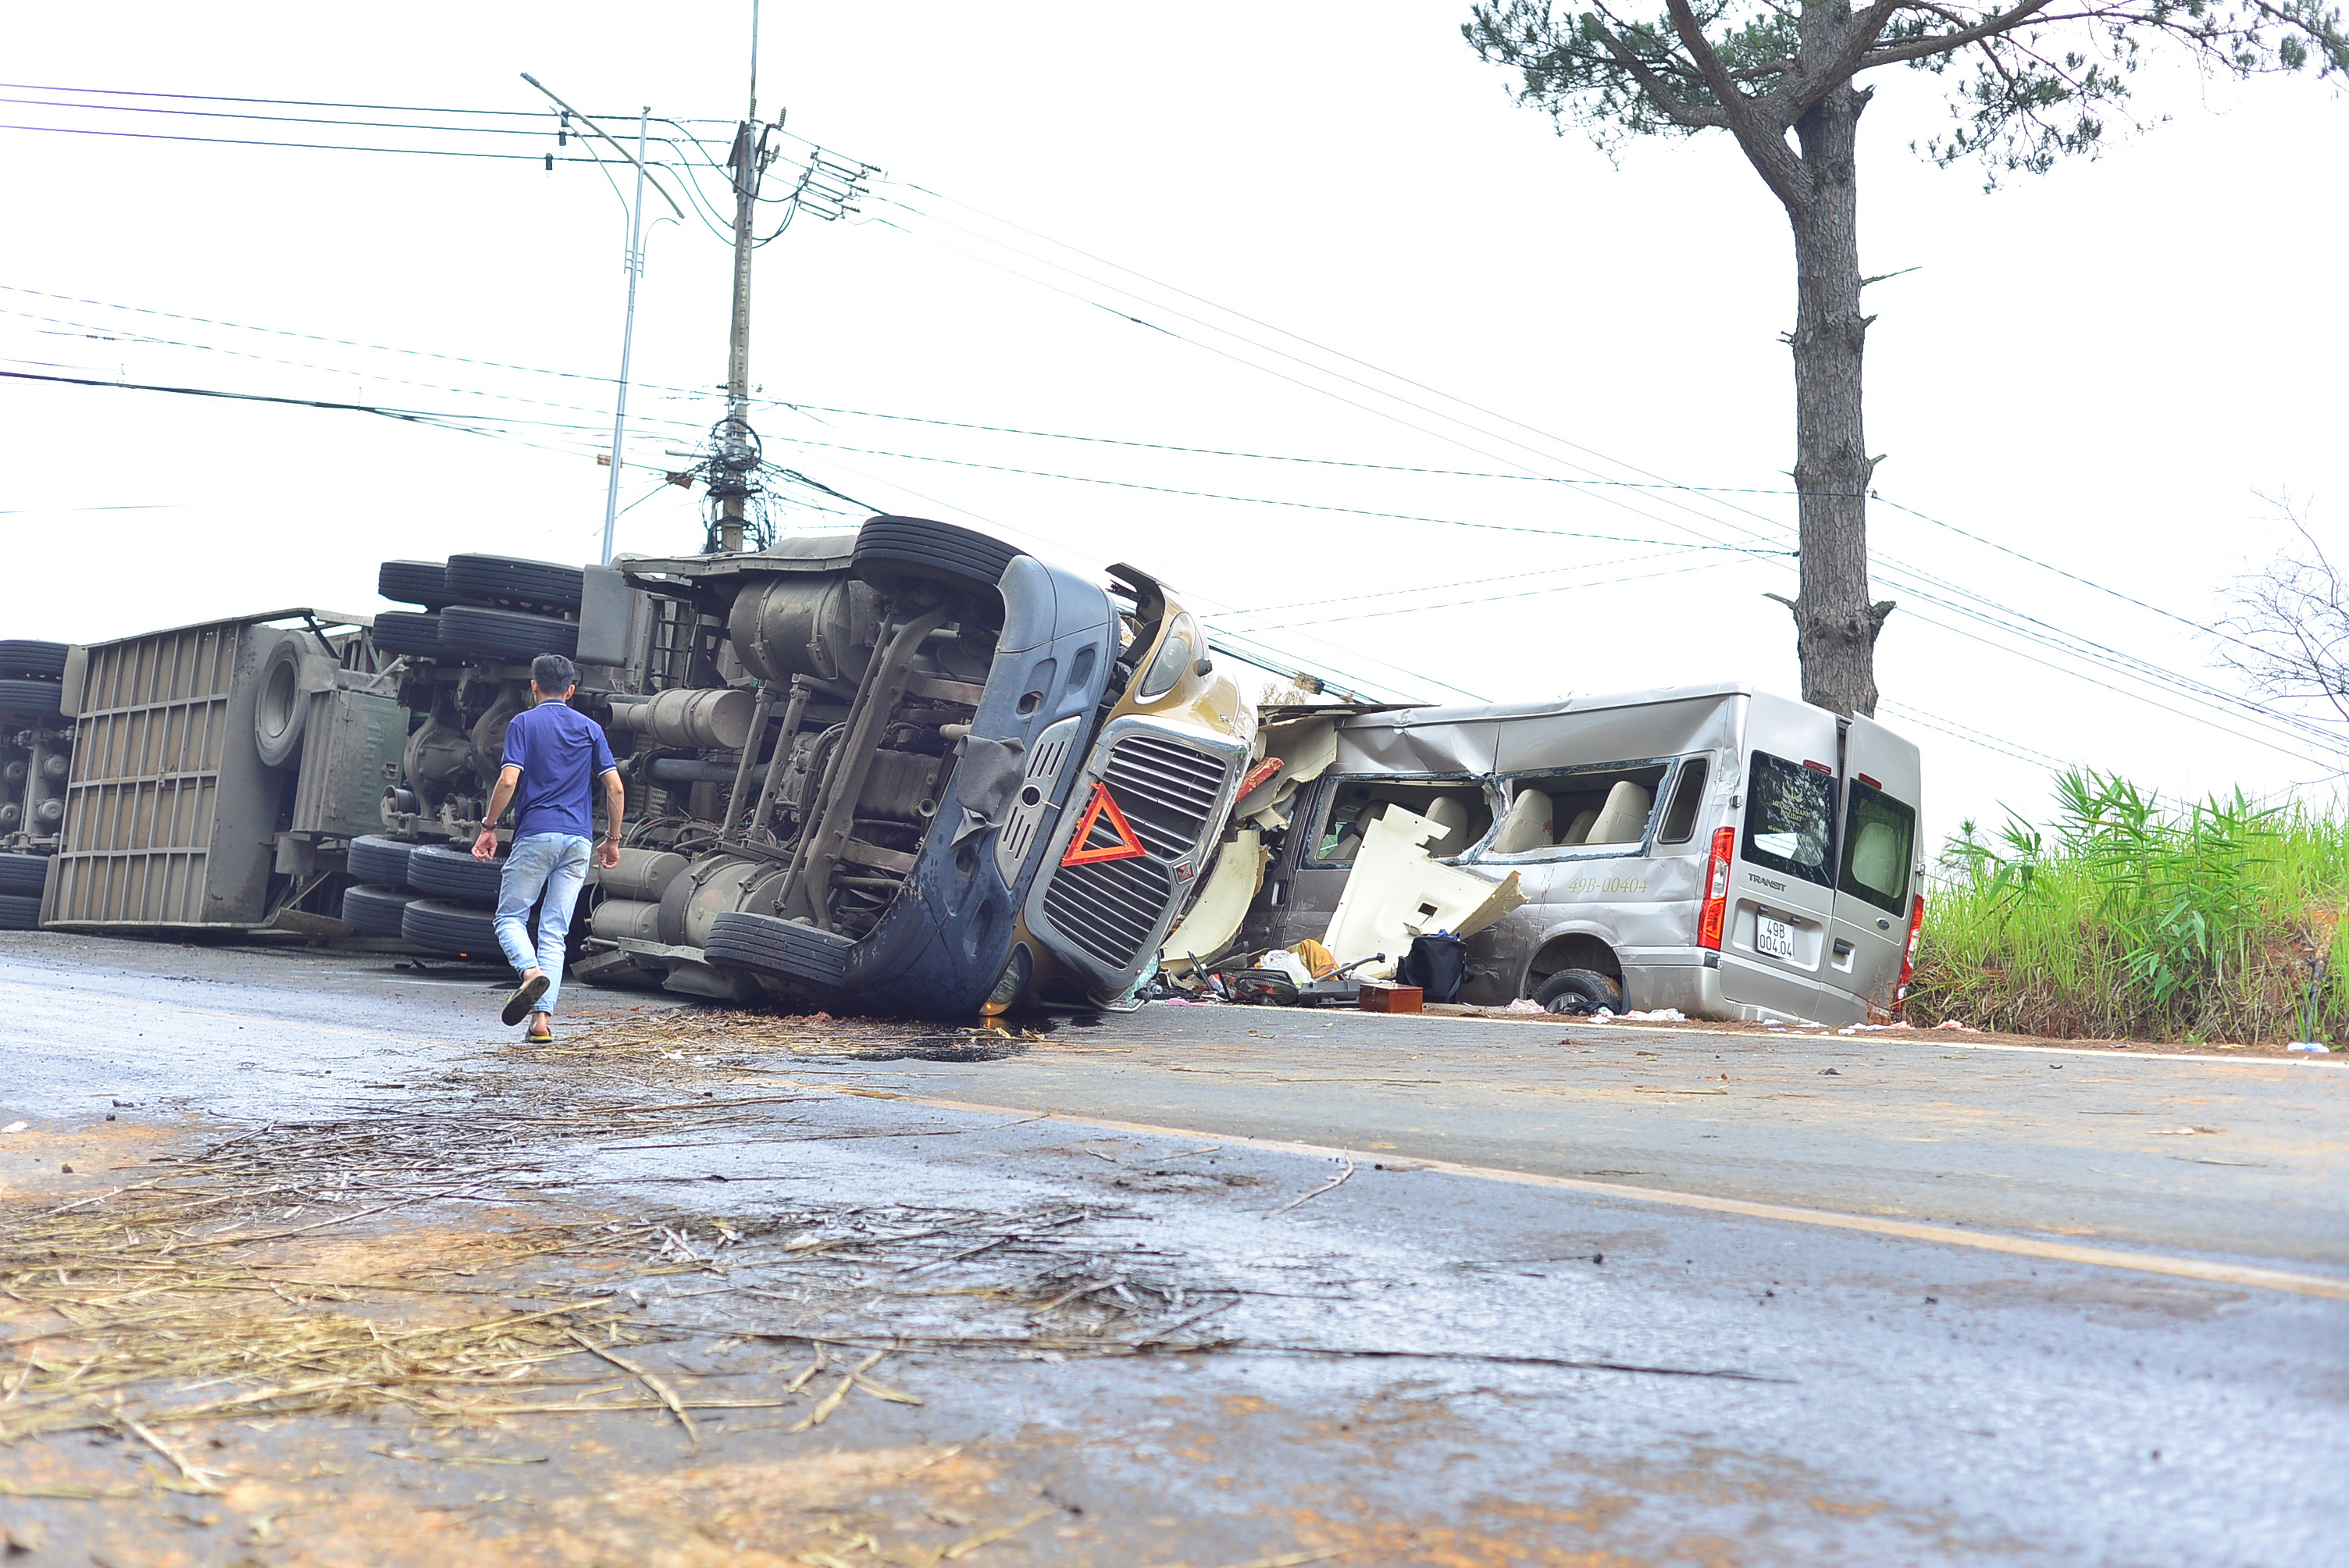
[2,930,2344,1567]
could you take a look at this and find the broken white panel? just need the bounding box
[1158,828,1268,976]
[1235,716,1339,822]
[1321,804,1526,978]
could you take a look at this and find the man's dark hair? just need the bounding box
[532,654,577,694]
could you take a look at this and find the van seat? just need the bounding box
[1421,796,1474,858]
[1559,807,1599,846]
[1490,789,1553,854]
[1849,820,1901,891]
[1584,781,1653,844]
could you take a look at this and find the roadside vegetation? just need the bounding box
[1908,772,2347,1044]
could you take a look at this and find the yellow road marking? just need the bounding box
[775,1078,2349,1302]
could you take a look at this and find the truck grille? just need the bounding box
[1042,853,1172,969]
[1099,732,1227,857]
[1036,729,1233,974]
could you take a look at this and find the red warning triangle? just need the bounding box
[1060,781,1148,866]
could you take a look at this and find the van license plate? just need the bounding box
[1756,914,1797,960]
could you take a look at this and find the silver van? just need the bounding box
[1233,682,1924,1024]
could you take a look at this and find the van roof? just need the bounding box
[1338,680,1763,729]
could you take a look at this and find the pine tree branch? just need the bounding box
[1661,0,1809,202]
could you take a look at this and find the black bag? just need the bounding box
[1396,932,1469,1003]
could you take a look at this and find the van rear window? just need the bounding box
[1838,779,1916,914]
[1742,753,1835,886]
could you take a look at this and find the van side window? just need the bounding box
[1742,753,1836,886]
[1838,780,1916,914]
[1486,761,1667,856]
[1306,778,1492,867]
[1656,757,1709,844]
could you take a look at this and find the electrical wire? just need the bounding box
[1264,558,1741,629]
[875,187,2345,761]
[760,425,1787,554]
[766,400,1827,497]
[0,94,590,137]
[0,80,645,119]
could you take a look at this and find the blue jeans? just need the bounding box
[494,832,592,1015]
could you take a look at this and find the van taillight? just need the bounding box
[1895,890,1927,1013]
[1698,826,1734,950]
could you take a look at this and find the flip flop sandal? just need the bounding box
[502,973,551,1026]
[525,1023,554,1044]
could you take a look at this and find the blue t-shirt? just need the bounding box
[502,700,616,842]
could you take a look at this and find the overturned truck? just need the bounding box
[580,519,1256,1016]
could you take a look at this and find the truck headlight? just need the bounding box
[1135,613,1199,703]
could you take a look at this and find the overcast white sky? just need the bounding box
[2,2,2343,851]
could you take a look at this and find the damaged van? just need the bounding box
[1221,682,1923,1025]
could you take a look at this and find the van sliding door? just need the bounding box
[1826,714,1923,1017]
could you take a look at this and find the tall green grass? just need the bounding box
[1907,771,2349,1042]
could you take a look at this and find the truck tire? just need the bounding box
[0,641,68,680]
[438,605,578,662]
[347,835,418,889]
[372,611,445,658]
[0,678,63,718]
[0,893,40,931]
[252,636,308,768]
[407,842,506,902]
[0,853,50,896]
[400,898,504,957]
[705,911,854,989]
[852,516,1025,597]
[1536,968,1624,1016]
[444,554,586,613]
[377,560,455,610]
[341,883,419,936]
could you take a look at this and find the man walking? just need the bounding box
[472,654,623,1042]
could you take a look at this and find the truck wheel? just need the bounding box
[346,835,418,889]
[407,843,506,902]
[252,636,308,768]
[399,897,504,957]
[438,606,578,662]
[444,554,586,613]
[372,611,446,658]
[376,560,456,610]
[0,853,50,896]
[705,911,854,989]
[0,641,68,680]
[852,516,1025,597]
[0,678,63,718]
[341,883,419,936]
[0,893,40,931]
[1536,968,1624,1016]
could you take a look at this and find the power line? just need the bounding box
[0,94,599,137]
[1879,700,2071,772]
[760,426,1788,554]
[768,399,1832,497]
[0,119,657,161]
[875,186,2347,760]
[0,80,657,119]
[1262,558,1740,629]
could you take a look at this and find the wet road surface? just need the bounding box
[2,931,2344,1566]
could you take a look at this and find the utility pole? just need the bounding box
[711,1,770,554]
[600,107,651,567]
[520,73,684,561]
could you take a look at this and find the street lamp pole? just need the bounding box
[600,107,651,567]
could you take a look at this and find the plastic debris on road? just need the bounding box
[2287,1041,2333,1053]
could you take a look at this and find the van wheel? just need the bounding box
[1535,968,1623,1016]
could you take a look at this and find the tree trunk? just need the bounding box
[1779,81,1892,717]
